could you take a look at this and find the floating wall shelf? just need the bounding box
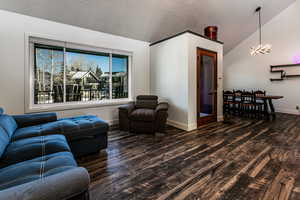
[270,63,300,81]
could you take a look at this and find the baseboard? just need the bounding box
[276,109,300,115]
[110,119,194,131]
[167,119,189,131]
[167,116,224,131]
[167,119,199,131]
[107,119,119,126]
[187,123,198,131]
[217,115,224,121]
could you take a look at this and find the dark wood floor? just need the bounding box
[77,114,300,200]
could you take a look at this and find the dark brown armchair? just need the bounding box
[118,95,169,133]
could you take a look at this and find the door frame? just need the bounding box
[196,47,218,127]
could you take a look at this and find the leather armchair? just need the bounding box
[119,95,169,133]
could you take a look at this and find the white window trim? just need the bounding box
[24,32,133,113]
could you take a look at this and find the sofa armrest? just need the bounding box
[155,102,169,113]
[118,103,135,115]
[0,167,90,200]
[12,112,58,128]
[155,103,169,133]
[118,103,135,131]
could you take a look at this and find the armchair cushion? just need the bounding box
[13,113,57,128]
[135,95,158,109]
[130,109,155,122]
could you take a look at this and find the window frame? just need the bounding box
[25,33,133,113]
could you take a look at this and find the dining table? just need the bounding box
[255,95,284,119]
[224,93,284,119]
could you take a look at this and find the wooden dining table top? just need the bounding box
[255,95,284,100]
[224,93,284,100]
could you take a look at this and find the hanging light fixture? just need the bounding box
[250,7,272,56]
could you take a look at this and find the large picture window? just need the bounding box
[30,37,130,107]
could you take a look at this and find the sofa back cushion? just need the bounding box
[0,115,17,139]
[13,113,57,128]
[135,95,158,109]
[0,126,9,158]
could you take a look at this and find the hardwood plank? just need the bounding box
[210,146,272,200]
[76,113,300,200]
[249,155,271,178]
[262,169,295,200]
[156,159,224,200]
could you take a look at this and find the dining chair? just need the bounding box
[253,90,266,118]
[223,90,236,115]
[241,91,255,117]
[233,90,243,115]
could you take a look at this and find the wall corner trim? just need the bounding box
[218,115,224,122]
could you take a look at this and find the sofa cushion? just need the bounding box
[0,135,70,168]
[58,115,109,139]
[13,115,109,142]
[130,109,156,122]
[0,167,90,200]
[12,121,63,141]
[0,152,77,190]
[12,112,57,128]
[0,127,9,158]
[0,114,17,139]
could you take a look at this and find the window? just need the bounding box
[65,49,110,102]
[29,37,131,109]
[34,44,64,104]
[112,54,129,99]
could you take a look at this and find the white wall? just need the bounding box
[188,33,223,130]
[150,34,190,128]
[150,33,223,131]
[224,1,300,115]
[0,9,150,124]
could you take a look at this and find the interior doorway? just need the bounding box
[197,48,218,127]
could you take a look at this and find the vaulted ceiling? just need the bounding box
[0,0,295,53]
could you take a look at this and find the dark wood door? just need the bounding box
[197,48,218,127]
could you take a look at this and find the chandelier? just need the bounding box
[250,7,272,56]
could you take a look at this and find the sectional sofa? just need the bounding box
[0,108,109,200]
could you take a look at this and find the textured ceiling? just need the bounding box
[0,0,295,53]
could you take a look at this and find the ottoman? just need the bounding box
[59,115,109,157]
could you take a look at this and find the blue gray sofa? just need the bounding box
[0,108,109,200]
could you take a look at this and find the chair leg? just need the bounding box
[238,104,242,116]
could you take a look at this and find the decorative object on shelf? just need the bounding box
[204,26,218,41]
[270,63,300,81]
[293,53,300,64]
[250,7,272,56]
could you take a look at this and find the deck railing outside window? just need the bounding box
[34,83,128,104]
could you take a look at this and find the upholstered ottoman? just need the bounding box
[59,115,109,157]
